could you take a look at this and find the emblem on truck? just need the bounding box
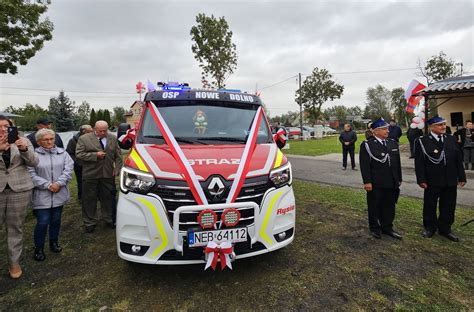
[208,177,225,199]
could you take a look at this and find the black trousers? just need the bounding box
[342,147,355,168]
[408,139,415,157]
[74,164,83,200]
[367,187,397,233]
[423,186,457,234]
[82,178,115,227]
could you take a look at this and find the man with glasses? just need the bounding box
[414,116,466,242]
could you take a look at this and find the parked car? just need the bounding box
[322,126,337,135]
[287,127,309,139]
[303,126,314,137]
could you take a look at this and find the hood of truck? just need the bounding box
[124,143,287,181]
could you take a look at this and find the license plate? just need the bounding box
[187,227,247,247]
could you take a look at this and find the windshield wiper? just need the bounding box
[197,137,247,143]
[142,135,206,144]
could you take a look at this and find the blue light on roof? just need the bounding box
[161,83,191,91]
[218,88,242,93]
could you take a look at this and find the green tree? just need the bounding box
[363,85,391,121]
[5,103,48,131]
[417,51,456,85]
[48,91,75,132]
[296,68,344,125]
[391,87,409,127]
[323,105,348,121]
[75,101,91,128]
[89,108,97,126]
[103,109,111,126]
[190,13,237,89]
[0,0,54,74]
[96,109,104,122]
[270,111,300,127]
[111,106,126,126]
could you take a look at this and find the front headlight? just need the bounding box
[269,162,292,187]
[120,167,156,194]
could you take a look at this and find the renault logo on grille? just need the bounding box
[208,177,225,199]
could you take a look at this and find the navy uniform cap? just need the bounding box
[370,118,389,129]
[427,116,446,125]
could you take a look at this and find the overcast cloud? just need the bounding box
[0,0,472,117]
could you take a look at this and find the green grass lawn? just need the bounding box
[0,178,472,310]
[287,134,409,156]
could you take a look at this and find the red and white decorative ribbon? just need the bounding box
[147,102,208,205]
[204,241,233,270]
[273,128,286,146]
[226,106,263,204]
[118,128,136,145]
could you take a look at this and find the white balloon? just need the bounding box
[410,123,417,129]
[419,112,425,119]
[417,122,425,129]
[413,117,421,123]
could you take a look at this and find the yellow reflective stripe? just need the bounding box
[130,148,149,172]
[260,191,283,246]
[136,198,169,258]
[274,149,283,168]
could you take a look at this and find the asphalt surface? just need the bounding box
[288,153,474,207]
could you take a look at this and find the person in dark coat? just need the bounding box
[414,116,467,242]
[66,124,93,200]
[359,118,403,240]
[27,118,64,149]
[407,127,423,158]
[453,120,473,170]
[388,119,402,142]
[339,124,357,170]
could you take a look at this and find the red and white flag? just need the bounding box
[405,80,426,113]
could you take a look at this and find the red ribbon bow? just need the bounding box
[204,242,233,270]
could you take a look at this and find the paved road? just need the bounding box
[288,153,474,207]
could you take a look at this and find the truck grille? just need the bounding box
[152,175,272,231]
[160,239,267,261]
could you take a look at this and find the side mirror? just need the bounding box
[118,123,133,149]
[273,127,287,149]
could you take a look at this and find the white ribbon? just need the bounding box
[148,102,208,205]
[226,106,263,204]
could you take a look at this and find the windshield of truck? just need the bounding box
[137,101,272,145]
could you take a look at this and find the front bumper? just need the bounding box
[116,185,296,265]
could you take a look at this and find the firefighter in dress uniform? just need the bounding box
[359,118,403,240]
[414,116,466,242]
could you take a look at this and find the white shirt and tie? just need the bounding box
[430,132,443,143]
[97,137,107,149]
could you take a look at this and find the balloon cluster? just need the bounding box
[410,105,425,129]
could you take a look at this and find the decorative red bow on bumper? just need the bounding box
[204,241,233,270]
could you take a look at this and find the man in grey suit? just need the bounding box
[76,120,123,233]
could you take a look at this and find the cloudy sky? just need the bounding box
[1,0,473,117]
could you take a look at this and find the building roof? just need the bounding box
[0,111,22,117]
[416,75,474,96]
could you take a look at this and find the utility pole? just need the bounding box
[298,73,303,141]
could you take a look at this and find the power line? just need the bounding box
[1,93,134,98]
[332,67,418,75]
[0,86,134,95]
[259,67,420,91]
[259,75,298,90]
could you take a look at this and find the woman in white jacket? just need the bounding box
[27,129,74,261]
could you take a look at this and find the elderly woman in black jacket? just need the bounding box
[339,124,358,170]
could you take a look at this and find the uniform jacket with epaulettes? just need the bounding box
[359,138,402,188]
[414,133,466,187]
